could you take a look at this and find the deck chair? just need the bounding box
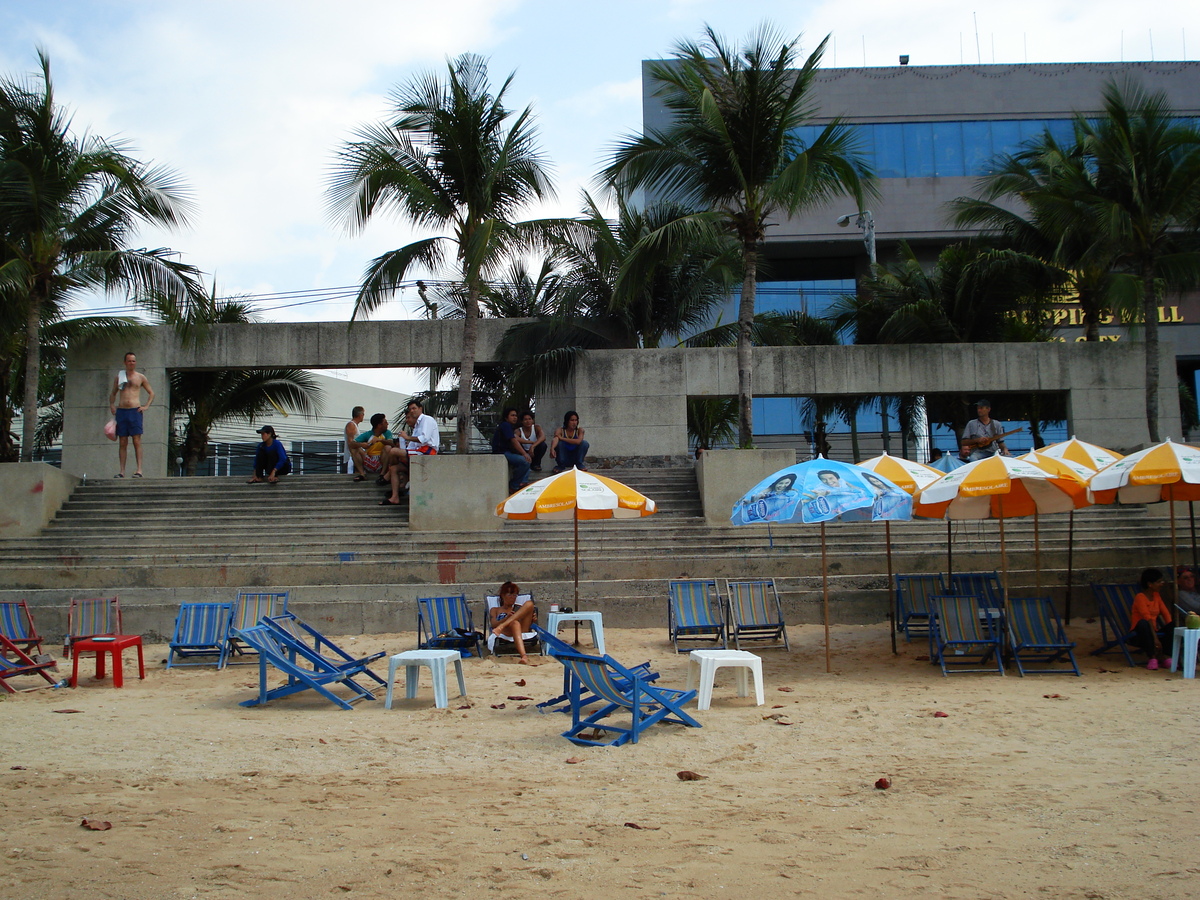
[232,624,379,710]
[949,571,1005,608]
[667,580,727,652]
[416,595,484,659]
[1090,583,1160,667]
[552,649,701,747]
[533,624,659,713]
[262,613,387,687]
[483,593,539,656]
[0,600,44,658]
[930,595,1005,676]
[1006,597,1080,676]
[0,635,59,693]
[167,602,234,670]
[726,579,789,650]
[895,574,946,642]
[64,596,121,659]
[228,591,290,661]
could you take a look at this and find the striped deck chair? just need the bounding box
[1090,583,1156,667]
[949,571,1005,608]
[533,624,659,713]
[895,574,945,642]
[0,634,59,693]
[417,595,483,659]
[262,613,387,687]
[930,595,1005,676]
[553,649,701,747]
[1006,597,1080,676]
[0,600,44,658]
[232,624,379,710]
[167,602,234,670]
[64,597,121,659]
[484,594,538,656]
[667,580,727,652]
[228,591,290,661]
[726,579,789,650]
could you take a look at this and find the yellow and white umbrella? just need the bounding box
[496,467,656,608]
[1019,450,1094,598]
[1039,436,1123,472]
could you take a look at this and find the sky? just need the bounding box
[1,0,1198,391]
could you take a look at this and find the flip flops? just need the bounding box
[353,474,366,482]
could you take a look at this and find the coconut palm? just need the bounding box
[0,51,200,461]
[603,24,874,447]
[328,53,558,453]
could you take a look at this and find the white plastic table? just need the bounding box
[1170,627,1200,679]
[543,611,605,655]
[686,649,764,710]
[385,649,467,709]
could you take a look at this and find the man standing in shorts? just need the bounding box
[108,351,154,478]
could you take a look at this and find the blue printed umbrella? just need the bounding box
[731,457,912,671]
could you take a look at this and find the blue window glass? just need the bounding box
[961,120,994,174]
[1044,119,1075,146]
[932,121,965,177]
[871,123,906,178]
[902,122,935,177]
[793,124,823,151]
[988,120,1022,160]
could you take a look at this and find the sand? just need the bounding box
[2,623,1198,900]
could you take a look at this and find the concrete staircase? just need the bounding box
[0,465,1179,640]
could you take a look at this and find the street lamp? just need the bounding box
[836,210,876,266]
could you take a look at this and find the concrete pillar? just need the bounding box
[0,463,80,538]
[698,449,797,525]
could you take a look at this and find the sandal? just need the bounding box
[353,474,365,482]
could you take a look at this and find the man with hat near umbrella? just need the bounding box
[962,399,1011,462]
[247,425,291,484]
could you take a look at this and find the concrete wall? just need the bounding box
[0,463,80,538]
[697,449,797,525]
[408,454,507,532]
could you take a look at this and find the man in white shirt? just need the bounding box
[382,399,439,505]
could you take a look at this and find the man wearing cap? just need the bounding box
[247,425,291,483]
[961,399,1010,461]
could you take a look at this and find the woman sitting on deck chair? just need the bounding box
[489,581,537,664]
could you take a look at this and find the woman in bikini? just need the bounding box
[489,581,537,664]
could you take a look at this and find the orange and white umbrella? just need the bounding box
[496,467,656,607]
[1039,436,1123,472]
[1019,451,1095,598]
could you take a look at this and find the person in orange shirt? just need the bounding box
[1131,568,1173,670]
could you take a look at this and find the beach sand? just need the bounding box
[3,623,1198,899]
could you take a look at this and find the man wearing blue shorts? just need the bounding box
[108,351,154,478]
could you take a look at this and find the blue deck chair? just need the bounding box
[726,579,789,650]
[262,613,387,687]
[949,571,1005,608]
[0,600,44,658]
[667,580,727,652]
[1006,597,1080,676]
[417,595,483,659]
[228,591,290,661]
[167,602,234,670]
[1089,583,1162,667]
[533,624,659,713]
[484,593,538,656]
[930,595,1005,676]
[0,635,59,693]
[895,574,946,642]
[232,624,380,710]
[64,596,121,659]
[552,649,701,747]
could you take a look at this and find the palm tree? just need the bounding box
[603,24,874,447]
[0,51,200,462]
[328,53,557,453]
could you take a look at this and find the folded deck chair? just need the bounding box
[1090,583,1160,667]
[484,594,538,656]
[1006,597,1080,676]
[533,624,659,713]
[949,571,1005,608]
[416,595,483,659]
[0,635,59,693]
[894,574,946,642]
[930,595,1005,676]
[0,600,44,658]
[667,580,727,652]
[552,649,701,747]
[167,602,234,670]
[64,596,121,659]
[232,624,379,710]
[262,613,386,687]
[726,579,789,650]
[228,591,290,661]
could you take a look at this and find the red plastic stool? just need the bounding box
[70,635,145,688]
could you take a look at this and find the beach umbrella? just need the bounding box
[856,453,944,654]
[1019,451,1094,603]
[929,453,966,473]
[914,455,1090,605]
[1088,439,1200,594]
[731,457,912,672]
[496,466,656,620]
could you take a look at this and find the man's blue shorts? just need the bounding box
[115,407,143,437]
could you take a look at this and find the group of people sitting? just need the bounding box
[1131,565,1200,670]
[492,408,589,493]
[344,399,440,506]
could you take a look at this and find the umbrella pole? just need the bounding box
[1191,501,1197,571]
[573,513,581,645]
[822,522,831,674]
[1034,510,1041,592]
[1065,510,1075,623]
[887,520,897,656]
[946,520,953,584]
[1169,485,1178,607]
[998,495,1009,607]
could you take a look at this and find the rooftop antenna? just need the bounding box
[991,33,995,64]
[1120,30,1124,62]
[1024,33,1028,64]
[1149,29,1155,61]
[1184,28,1187,61]
[973,12,981,64]
[862,35,867,67]
[959,32,964,64]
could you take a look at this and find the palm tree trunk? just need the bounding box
[456,282,481,453]
[21,299,42,463]
[849,411,860,462]
[1143,269,1161,443]
[736,245,757,448]
[880,396,891,455]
